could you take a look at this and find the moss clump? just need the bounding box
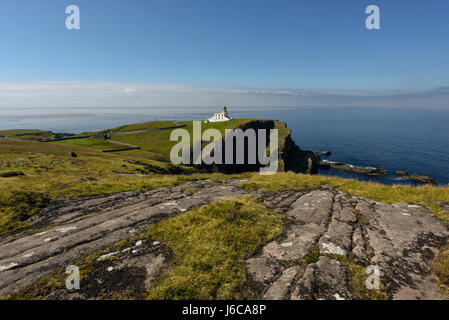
[347,263,389,300]
[300,246,320,265]
[144,196,285,299]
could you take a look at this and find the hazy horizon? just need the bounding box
[0,82,448,110]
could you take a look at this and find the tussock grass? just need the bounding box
[144,197,285,299]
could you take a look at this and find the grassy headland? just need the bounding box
[0,129,55,141]
[1,120,449,236]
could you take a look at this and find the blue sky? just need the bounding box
[0,0,448,108]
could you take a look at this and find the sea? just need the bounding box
[1,106,448,186]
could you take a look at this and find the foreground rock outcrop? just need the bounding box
[0,180,448,299]
[248,188,449,300]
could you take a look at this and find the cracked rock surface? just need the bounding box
[246,188,449,300]
[0,180,448,300]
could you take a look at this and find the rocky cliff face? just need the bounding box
[280,134,319,174]
[200,120,319,174]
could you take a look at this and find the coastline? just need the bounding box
[0,118,441,186]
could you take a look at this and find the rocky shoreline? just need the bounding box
[396,170,437,185]
[319,159,387,176]
[317,155,437,185]
[1,122,438,185]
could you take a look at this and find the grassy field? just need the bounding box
[110,120,179,133]
[76,120,178,137]
[56,119,289,162]
[0,138,199,235]
[110,119,277,161]
[54,137,121,150]
[0,129,54,141]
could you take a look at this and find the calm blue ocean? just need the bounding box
[1,106,448,185]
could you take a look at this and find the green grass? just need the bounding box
[0,129,54,141]
[299,246,320,265]
[143,196,285,299]
[242,172,323,192]
[76,121,178,137]
[0,191,48,235]
[0,138,195,178]
[110,119,266,161]
[55,137,120,150]
[58,119,285,163]
[56,137,167,161]
[111,120,177,132]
